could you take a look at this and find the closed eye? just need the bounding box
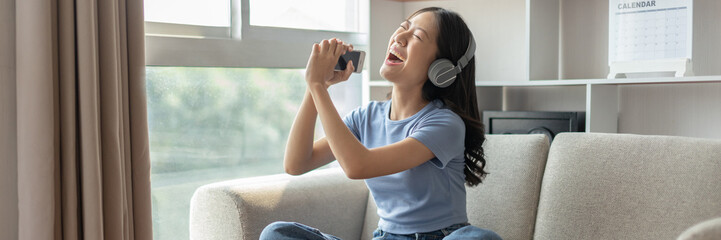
[400,21,423,41]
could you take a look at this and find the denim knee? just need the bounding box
[445,225,503,240]
[477,228,503,240]
[259,221,340,240]
[259,221,296,239]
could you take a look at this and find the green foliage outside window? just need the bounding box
[146,67,306,240]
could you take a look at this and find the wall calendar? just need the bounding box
[608,0,693,78]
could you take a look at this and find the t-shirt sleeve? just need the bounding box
[342,106,363,141]
[409,111,465,169]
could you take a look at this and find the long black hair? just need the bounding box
[411,7,488,186]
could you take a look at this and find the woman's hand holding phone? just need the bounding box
[305,38,354,89]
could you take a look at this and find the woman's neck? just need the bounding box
[389,84,429,121]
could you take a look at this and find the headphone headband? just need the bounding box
[457,34,476,70]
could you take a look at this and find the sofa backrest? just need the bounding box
[534,133,721,240]
[360,134,551,240]
[466,134,550,240]
[360,193,379,239]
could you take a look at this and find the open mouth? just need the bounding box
[387,48,405,63]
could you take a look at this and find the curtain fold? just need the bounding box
[17,1,56,239]
[16,0,152,239]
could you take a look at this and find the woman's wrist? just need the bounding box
[307,81,328,92]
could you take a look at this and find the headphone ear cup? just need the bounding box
[427,59,457,88]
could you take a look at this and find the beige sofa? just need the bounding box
[189,133,721,240]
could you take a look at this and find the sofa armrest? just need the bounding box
[677,217,721,240]
[189,168,369,240]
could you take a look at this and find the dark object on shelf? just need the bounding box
[482,111,585,142]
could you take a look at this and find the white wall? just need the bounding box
[404,0,527,81]
[369,0,404,81]
[619,83,721,139]
[0,0,18,239]
[559,0,608,79]
[504,86,586,112]
[692,0,721,76]
[368,0,527,82]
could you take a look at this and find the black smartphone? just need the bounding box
[334,50,365,73]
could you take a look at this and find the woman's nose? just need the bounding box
[393,33,408,47]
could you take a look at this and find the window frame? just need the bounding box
[145,0,369,68]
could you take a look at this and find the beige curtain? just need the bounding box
[16,0,152,239]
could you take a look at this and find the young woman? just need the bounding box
[260,7,502,240]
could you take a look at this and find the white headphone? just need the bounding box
[427,34,476,88]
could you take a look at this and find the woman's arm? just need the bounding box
[283,89,335,175]
[306,39,436,179]
[308,85,435,179]
[283,38,357,175]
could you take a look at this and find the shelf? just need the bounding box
[368,75,721,88]
[477,76,721,86]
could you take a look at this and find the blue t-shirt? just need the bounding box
[342,99,468,234]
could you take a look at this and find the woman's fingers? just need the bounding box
[312,43,320,54]
[339,41,353,55]
[328,38,338,55]
[334,40,345,57]
[317,38,353,56]
[319,39,330,53]
[343,61,355,78]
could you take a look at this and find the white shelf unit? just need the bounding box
[371,76,721,87]
[369,76,721,134]
[368,0,721,139]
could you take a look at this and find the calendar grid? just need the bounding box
[608,0,693,64]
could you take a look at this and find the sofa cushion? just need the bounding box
[189,168,368,240]
[467,134,550,240]
[360,193,379,239]
[534,133,721,240]
[360,134,551,240]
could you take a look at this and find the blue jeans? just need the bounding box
[260,221,503,240]
[260,222,342,240]
[372,223,502,240]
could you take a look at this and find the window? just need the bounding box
[147,67,302,239]
[144,1,367,239]
[250,0,362,32]
[144,0,231,38]
[145,0,230,27]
